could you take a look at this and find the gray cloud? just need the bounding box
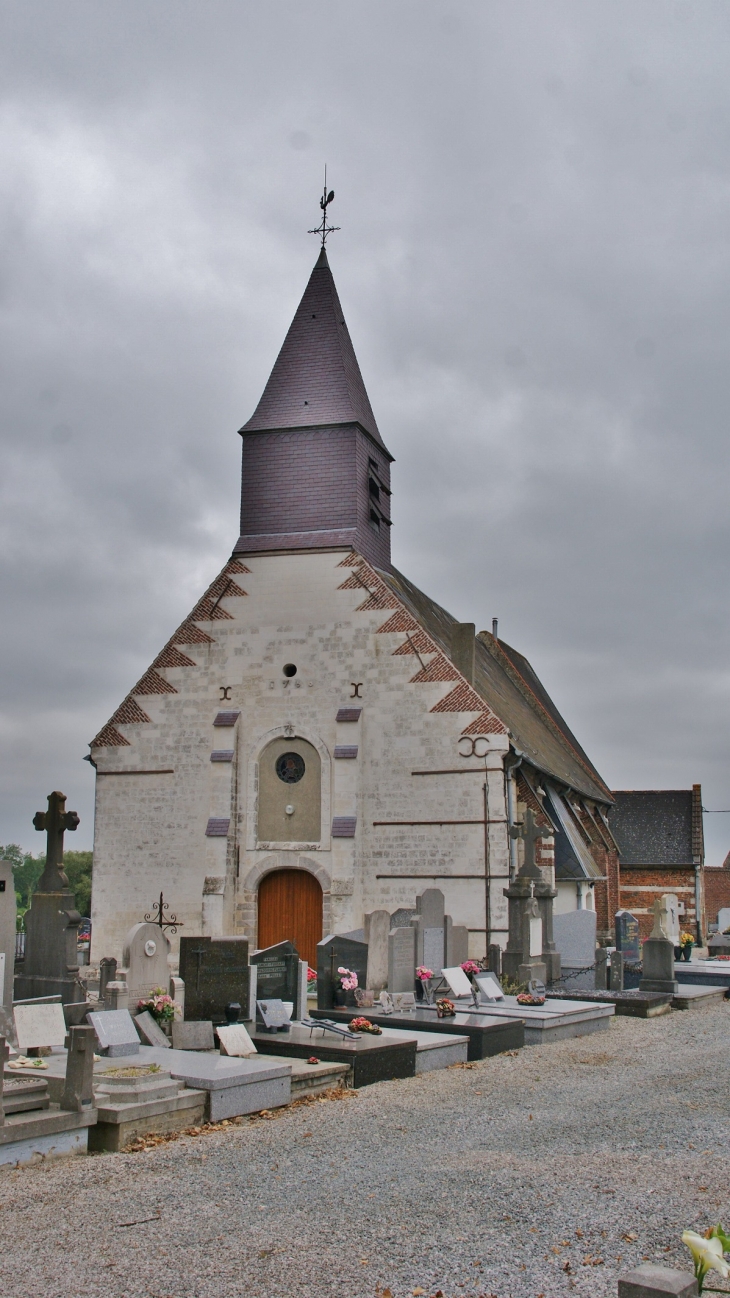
[1,1,729,862]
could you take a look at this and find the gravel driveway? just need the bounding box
[1,1002,727,1298]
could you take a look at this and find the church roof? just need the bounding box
[239,247,390,456]
[608,789,702,866]
[379,565,613,806]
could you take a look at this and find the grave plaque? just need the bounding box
[217,1023,257,1057]
[87,1008,140,1057]
[317,934,369,1010]
[475,972,504,1002]
[133,1010,171,1049]
[388,927,416,994]
[179,936,250,1023]
[442,966,474,998]
[171,1020,215,1051]
[529,914,543,958]
[14,1002,67,1051]
[251,941,300,1005]
[257,999,292,1031]
[615,910,640,962]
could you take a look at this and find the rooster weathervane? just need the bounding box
[308,167,340,248]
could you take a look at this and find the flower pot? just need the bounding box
[674,946,682,961]
[681,945,693,961]
[334,989,347,1007]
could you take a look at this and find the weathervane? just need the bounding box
[308,166,340,248]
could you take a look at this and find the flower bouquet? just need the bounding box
[137,988,180,1026]
[516,991,546,1006]
[349,1016,382,1035]
[306,967,317,984]
[416,965,434,1004]
[436,997,456,1018]
[680,931,694,962]
[334,966,358,1006]
[461,960,481,976]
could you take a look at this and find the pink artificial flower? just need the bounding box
[461,960,480,975]
[416,966,434,981]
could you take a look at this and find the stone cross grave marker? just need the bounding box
[32,790,80,891]
[60,1024,96,1111]
[14,1002,67,1052]
[316,933,369,1009]
[388,927,415,995]
[179,936,250,1023]
[16,790,83,1004]
[615,910,640,962]
[510,808,552,878]
[87,1008,140,1057]
[364,910,390,993]
[122,922,171,1009]
[0,859,17,1008]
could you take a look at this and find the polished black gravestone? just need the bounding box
[615,910,641,963]
[310,1007,524,1061]
[251,941,300,1004]
[317,934,368,1010]
[179,936,250,1023]
[249,1021,417,1088]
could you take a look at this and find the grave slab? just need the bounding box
[375,1026,469,1072]
[138,1046,292,1121]
[89,1066,207,1152]
[250,1021,417,1088]
[2,1075,51,1114]
[0,1107,96,1166]
[670,962,730,994]
[546,988,673,1018]
[672,984,726,1011]
[286,1057,351,1097]
[310,1007,524,1061]
[419,995,615,1044]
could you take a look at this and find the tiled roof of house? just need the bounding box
[378,564,612,805]
[239,247,390,455]
[608,789,703,865]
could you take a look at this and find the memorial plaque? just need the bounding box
[133,1010,171,1048]
[529,915,543,958]
[217,1023,257,1056]
[475,972,504,1002]
[442,966,473,998]
[615,910,640,962]
[251,941,299,1004]
[14,1002,67,1051]
[87,1009,140,1057]
[179,936,250,1023]
[257,999,292,1031]
[171,1020,215,1051]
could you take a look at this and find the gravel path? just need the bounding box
[1,1002,728,1298]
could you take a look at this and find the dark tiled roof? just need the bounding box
[378,565,612,805]
[240,248,390,455]
[608,790,697,865]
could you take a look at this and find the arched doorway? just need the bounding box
[257,869,323,969]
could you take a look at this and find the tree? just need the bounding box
[0,844,93,918]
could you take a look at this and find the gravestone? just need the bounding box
[87,1008,140,1057]
[717,907,730,933]
[388,927,416,994]
[251,941,300,1005]
[658,894,680,944]
[179,936,250,1023]
[98,957,117,1003]
[122,922,171,1010]
[364,910,390,992]
[610,951,624,991]
[60,1025,96,1111]
[412,889,446,975]
[134,1010,171,1049]
[14,1001,67,1052]
[104,981,129,1012]
[639,900,678,995]
[445,922,469,969]
[15,791,84,1004]
[0,859,17,1008]
[171,1020,215,1051]
[257,999,292,1031]
[316,934,369,1010]
[553,910,597,970]
[615,910,641,962]
[217,1023,257,1057]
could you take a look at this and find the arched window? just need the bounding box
[257,737,322,843]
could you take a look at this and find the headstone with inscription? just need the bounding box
[122,923,171,1009]
[256,999,292,1031]
[0,859,16,1009]
[179,935,250,1023]
[316,934,369,1010]
[388,926,416,994]
[412,889,446,976]
[251,941,299,1005]
[639,900,678,995]
[364,910,391,993]
[553,910,597,988]
[615,910,641,963]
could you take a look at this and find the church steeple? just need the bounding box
[235,248,393,569]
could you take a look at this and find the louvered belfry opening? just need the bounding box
[235,247,393,569]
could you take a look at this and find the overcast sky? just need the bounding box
[1,1,729,867]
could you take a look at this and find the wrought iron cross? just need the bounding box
[32,791,79,891]
[510,808,552,878]
[144,892,182,935]
[308,167,340,248]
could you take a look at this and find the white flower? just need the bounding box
[682,1231,730,1280]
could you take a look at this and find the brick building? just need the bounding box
[89,244,621,968]
[608,786,705,942]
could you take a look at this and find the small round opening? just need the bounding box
[283,663,297,678]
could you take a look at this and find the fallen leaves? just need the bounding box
[623,1233,639,1243]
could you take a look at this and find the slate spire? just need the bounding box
[239,247,390,456]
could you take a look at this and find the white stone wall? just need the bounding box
[91,549,510,963]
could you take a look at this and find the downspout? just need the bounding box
[695,863,703,946]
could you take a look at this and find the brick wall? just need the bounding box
[704,867,730,929]
[619,866,699,941]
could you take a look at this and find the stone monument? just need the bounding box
[15,791,84,1004]
[639,899,678,995]
[615,910,640,963]
[502,809,560,984]
[122,922,172,1010]
[0,858,16,1009]
[364,910,390,992]
[388,926,416,994]
[178,935,250,1022]
[316,933,368,1009]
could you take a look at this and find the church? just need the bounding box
[89,235,620,972]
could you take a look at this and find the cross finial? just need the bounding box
[308,166,340,249]
[32,790,79,891]
[510,807,552,879]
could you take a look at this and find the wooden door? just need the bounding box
[257,869,323,969]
